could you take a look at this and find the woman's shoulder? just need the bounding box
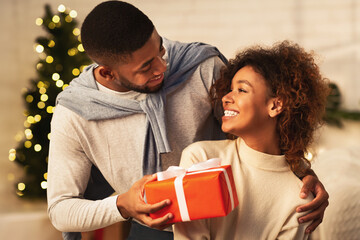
[185,139,235,152]
[180,139,235,168]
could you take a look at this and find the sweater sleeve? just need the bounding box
[276,210,311,240]
[173,219,211,240]
[200,56,225,124]
[47,106,127,232]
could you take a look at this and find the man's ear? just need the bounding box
[268,97,283,118]
[97,66,115,82]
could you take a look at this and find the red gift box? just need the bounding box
[144,159,239,224]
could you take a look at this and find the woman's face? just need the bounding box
[221,65,274,137]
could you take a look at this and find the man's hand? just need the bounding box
[116,174,173,230]
[296,173,329,234]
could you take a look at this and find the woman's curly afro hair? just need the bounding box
[210,41,330,175]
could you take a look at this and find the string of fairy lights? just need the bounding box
[8,4,88,197]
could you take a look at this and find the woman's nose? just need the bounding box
[222,92,234,105]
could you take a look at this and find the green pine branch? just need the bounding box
[324,83,360,127]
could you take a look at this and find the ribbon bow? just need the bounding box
[155,158,236,222]
[157,158,222,181]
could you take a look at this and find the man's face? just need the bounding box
[111,29,167,93]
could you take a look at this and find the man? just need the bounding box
[47,1,329,240]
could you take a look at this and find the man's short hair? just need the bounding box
[81,1,154,65]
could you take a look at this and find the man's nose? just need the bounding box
[152,56,167,75]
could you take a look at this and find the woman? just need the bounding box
[173,41,329,239]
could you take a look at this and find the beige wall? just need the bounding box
[0,0,359,238]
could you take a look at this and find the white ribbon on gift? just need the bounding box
[156,158,236,222]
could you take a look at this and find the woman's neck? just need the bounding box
[240,131,281,155]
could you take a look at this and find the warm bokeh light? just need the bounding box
[24,141,32,148]
[35,18,43,26]
[52,15,60,23]
[69,10,77,18]
[8,149,16,161]
[36,63,43,70]
[25,129,33,139]
[37,81,44,88]
[80,65,88,72]
[62,84,69,90]
[18,183,26,191]
[46,56,54,63]
[40,94,49,102]
[72,68,80,76]
[65,15,72,23]
[26,95,34,103]
[73,28,80,36]
[48,40,55,48]
[35,44,44,53]
[56,80,64,88]
[77,44,84,52]
[34,144,42,152]
[48,22,56,29]
[24,121,31,128]
[41,181,48,189]
[67,48,78,56]
[46,106,54,114]
[58,4,66,12]
[39,87,46,95]
[27,116,35,124]
[52,73,60,81]
[34,114,42,122]
[37,102,46,109]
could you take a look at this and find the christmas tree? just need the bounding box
[9,4,91,198]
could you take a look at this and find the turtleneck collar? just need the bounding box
[236,138,290,172]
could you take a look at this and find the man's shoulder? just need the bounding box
[197,55,225,69]
[53,104,83,119]
[189,56,225,91]
[51,104,88,130]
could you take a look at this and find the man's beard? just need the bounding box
[119,76,163,93]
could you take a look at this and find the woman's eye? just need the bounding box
[238,88,247,93]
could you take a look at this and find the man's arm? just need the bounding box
[47,107,172,232]
[47,127,126,231]
[296,168,329,233]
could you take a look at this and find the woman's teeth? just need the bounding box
[224,110,239,117]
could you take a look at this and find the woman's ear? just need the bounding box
[268,97,283,118]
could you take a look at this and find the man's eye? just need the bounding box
[141,65,151,73]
